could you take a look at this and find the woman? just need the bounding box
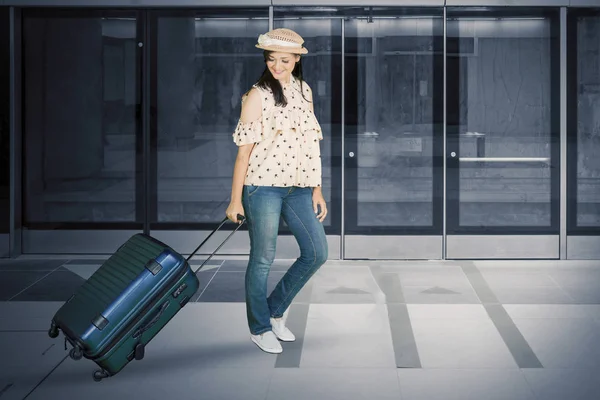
[225,28,328,354]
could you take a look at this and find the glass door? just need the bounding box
[274,6,445,259]
[273,9,344,257]
[445,7,561,259]
[147,8,271,257]
[20,9,146,254]
[343,7,445,259]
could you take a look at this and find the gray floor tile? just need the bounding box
[23,357,149,400]
[267,368,401,400]
[196,271,285,302]
[62,263,101,280]
[28,357,273,400]
[188,258,224,266]
[459,263,499,304]
[219,259,290,272]
[308,266,386,304]
[64,259,108,265]
[3,259,600,400]
[408,304,489,319]
[385,265,472,287]
[11,271,86,302]
[490,287,575,304]
[0,301,63,332]
[511,318,600,368]
[275,303,310,368]
[388,303,421,367]
[523,369,600,400]
[370,268,406,303]
[502,304,599,319]
[560,286,600,304]
[411,317,518,369]
[479,269,558,288]
[300,304,396,368]
[402,285,481,304]
[149,303,278,369]
[398,369,536,400]
[485,304,542,368]
[190,270,219,302]
[0,331,68,400]
[0,260,69,271]
[0,271,53,301]
[309,284,384,304]
[548,268,600,287]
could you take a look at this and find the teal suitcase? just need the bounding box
[48,216,245,382]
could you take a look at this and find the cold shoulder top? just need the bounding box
[232,77,323,188]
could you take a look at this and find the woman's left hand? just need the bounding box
[312,190,328,222]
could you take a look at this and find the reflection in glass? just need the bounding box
[23,14,140,223]
[155,14,268,223]
[346,15,443,229]
[573,13,600,227]
[447,13,559,229]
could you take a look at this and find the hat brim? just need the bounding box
[255,44,308,55]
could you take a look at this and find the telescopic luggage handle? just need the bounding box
[187,214,246,274]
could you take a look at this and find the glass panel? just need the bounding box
[1,8,9,256]
[446,9,559,232]
[22,11,141,224]
[154,10,268,224]
[344,10,444,233]
[272,16,342,233]
[573,11,600,228]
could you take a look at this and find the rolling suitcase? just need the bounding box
[48,215,245,382]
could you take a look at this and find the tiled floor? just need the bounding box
[1,257,600,400]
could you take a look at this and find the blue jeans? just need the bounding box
[242,185,328,335]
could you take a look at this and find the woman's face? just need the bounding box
[266,51,300,83]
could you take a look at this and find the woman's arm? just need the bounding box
[226,88,262,223]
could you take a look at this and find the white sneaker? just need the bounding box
[270,308,296,342]
[250,331,282,354]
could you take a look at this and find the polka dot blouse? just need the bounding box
[232,77,323,188]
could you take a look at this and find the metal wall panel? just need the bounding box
[3,0,270,6]
[570,0,600,7]
[272,0,445,5]
[447,236,560,259]
[567,236,600,259]
[344,236,443,260]
[150,231,340,260]
[23,230,143,254]
[23,229,341,260]
[446,0,569,6]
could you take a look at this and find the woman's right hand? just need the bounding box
[226,201,245,224]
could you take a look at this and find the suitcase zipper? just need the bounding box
[87,261,191,360]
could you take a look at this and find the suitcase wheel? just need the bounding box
[48,322,59,339]
[93,369,110,382]
[134,343,145,360]
[69,347,83,361]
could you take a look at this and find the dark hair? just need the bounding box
[255,50,310,107]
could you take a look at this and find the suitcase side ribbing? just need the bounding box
[56,234,167,337]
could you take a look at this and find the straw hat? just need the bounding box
[255,28,308,55]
